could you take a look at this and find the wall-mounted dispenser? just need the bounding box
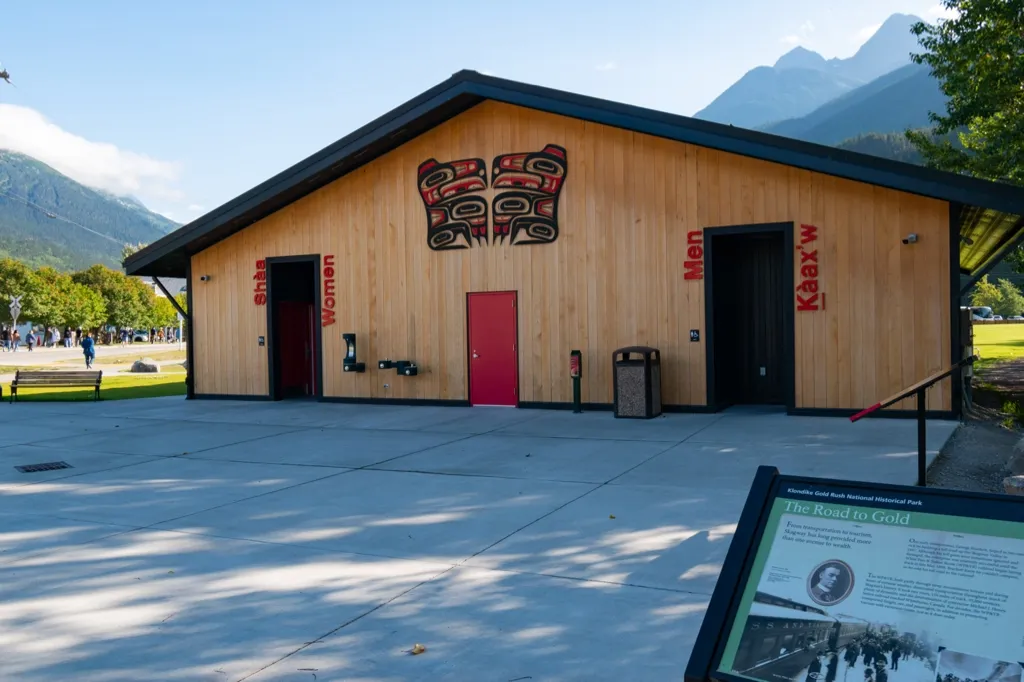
[396,361,419,377]
[342,333,365,372]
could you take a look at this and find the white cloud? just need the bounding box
[0,104,183,204]
[925,3,959,20]
[187,203,204,212]
[854,23,882,42]
[781,19,816,46]
[595,61,617,72]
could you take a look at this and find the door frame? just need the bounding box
[703,222,795,413]
[266,255,324,401]
[465,290,520,407]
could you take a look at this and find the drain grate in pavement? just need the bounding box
[15,461,73,474]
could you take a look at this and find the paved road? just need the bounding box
[0,342,185,366]
[0,399,958,681]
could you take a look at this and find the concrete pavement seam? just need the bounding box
[236,563,461,682]
[601,440,689,486]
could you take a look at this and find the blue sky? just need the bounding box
[0,1,953,224]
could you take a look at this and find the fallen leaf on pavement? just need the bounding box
[609,515,616,519]
[411,643,426,655]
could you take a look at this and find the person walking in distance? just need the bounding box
[64,326,73,348]
[81,332,95,369]
[1,325,9,352]
[12,328,20,351]
[25,328,35,352]
[890,645,900,671]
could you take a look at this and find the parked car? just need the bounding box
[133,331,150,343]
[993,315,1004,320]
[966,305,994,321]
[1009,316,1024,321]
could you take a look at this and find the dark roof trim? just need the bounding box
[126,69,1024,277]
[126,75,484,275]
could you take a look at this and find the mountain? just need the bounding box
[695,13,924,128]
[835,131,926,164]
[0,151,179,270]
[693,67,860,130]
[837,14,926,82]
[762,63,946,144]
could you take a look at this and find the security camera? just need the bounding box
[200,275,211,281]
[902,234,918,245]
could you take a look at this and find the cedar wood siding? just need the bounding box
[190,100,951,411]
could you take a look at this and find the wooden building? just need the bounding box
[126,71,1024,417]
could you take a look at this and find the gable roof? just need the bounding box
[125,69,1024,280]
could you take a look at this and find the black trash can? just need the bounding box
[612,346,662,418]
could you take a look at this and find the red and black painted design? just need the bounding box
[491,144,567,245]
[417,157,488,250]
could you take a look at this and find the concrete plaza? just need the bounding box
[0,399,958,681]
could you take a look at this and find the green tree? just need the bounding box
[151,296,178,327]
[64,282,107,330]
[908,1,1024,185]
[0,257,50,324]
[970,275,1024,317]
[120,242,147,266]
[72,264,156,328]
[174,292,187,315]
[996,278,1024,317]
[970,275,1002,310]
[33,266,77,328]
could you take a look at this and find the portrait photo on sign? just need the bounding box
[806,560,854,606]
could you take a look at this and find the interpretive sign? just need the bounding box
[686,467,1024,682]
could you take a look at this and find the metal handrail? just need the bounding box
[850,355,977,486]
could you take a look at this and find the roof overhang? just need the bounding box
[125,70,1024,280]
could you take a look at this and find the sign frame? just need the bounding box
[684,466,1024,682]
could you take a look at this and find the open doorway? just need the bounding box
[705,223,794,411]
[267,257,322,400]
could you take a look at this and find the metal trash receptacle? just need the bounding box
[612,346,662,418]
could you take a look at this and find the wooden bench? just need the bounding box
[10,370,103,403]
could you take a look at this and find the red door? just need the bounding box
[277,300,316,396]
[468,292,519,406]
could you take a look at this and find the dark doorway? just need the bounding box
[267,258,321,400]
[706,224,794,410]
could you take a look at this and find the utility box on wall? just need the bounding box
[612,346,662,419]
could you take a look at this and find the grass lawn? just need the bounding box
[973,324,1024,371]
[7,374,186,402]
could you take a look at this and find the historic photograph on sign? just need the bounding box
[935,649,1022,682]
[716,495,1024,682]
